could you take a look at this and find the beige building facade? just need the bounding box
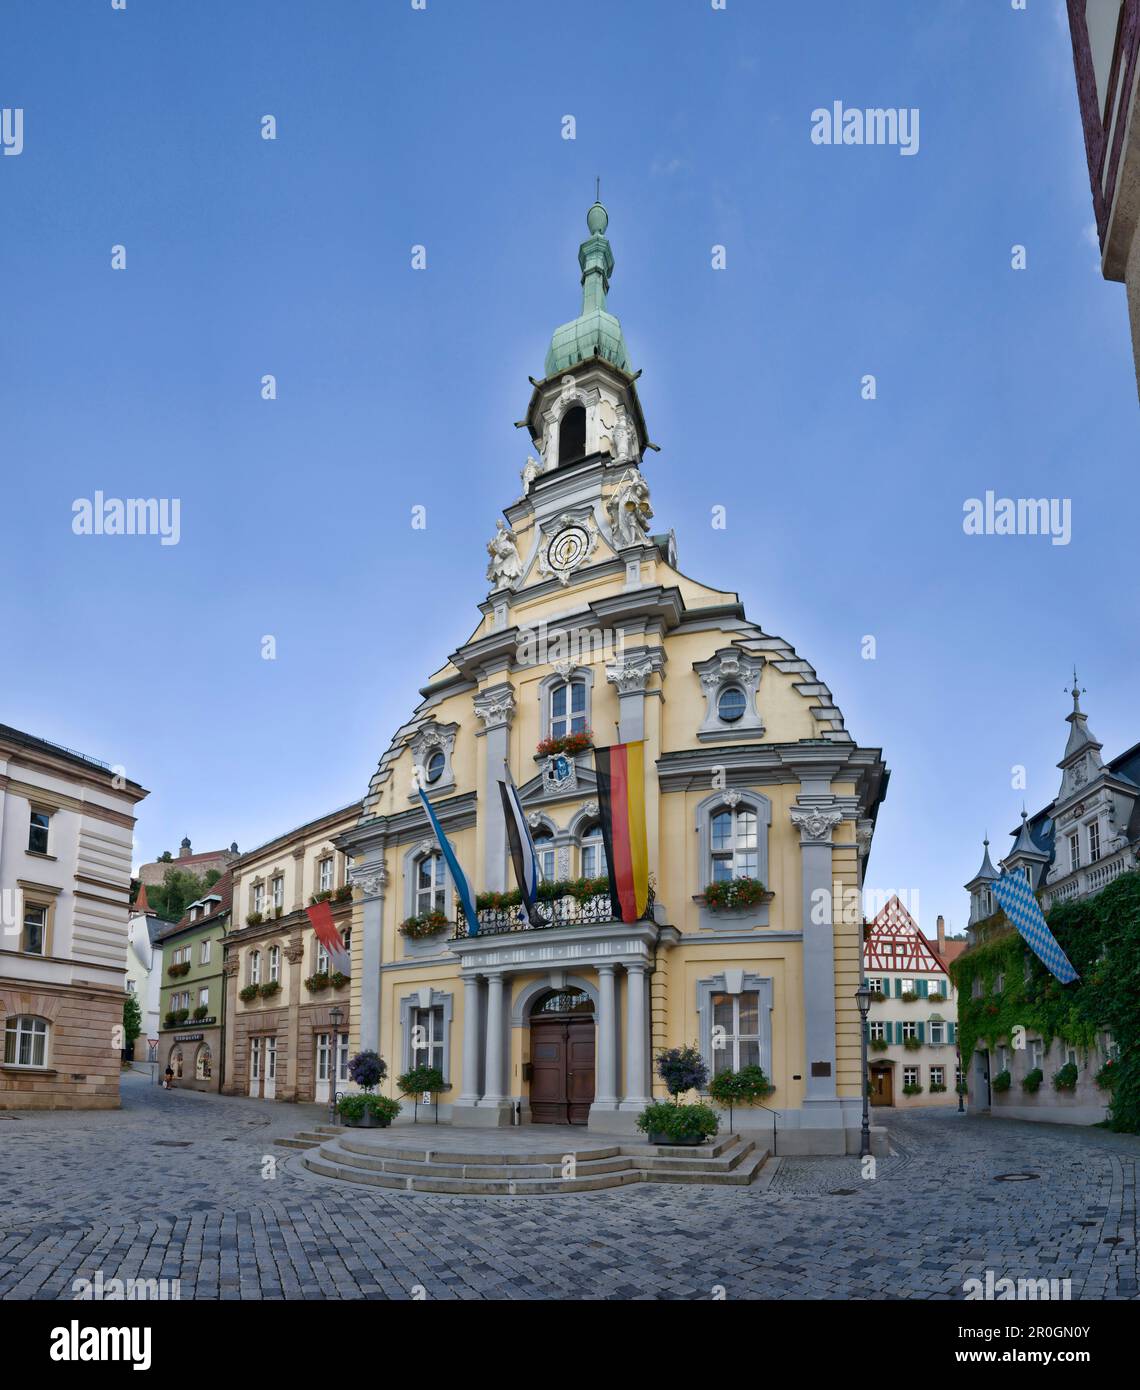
[222,803,359,1104]
[0,724,147,1109]
[335,202,890,1154]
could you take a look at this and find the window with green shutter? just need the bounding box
[917,979,928,998]
[917,1021,926,1042]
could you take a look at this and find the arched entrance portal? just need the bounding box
[529,988,595,1125]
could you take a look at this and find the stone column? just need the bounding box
[457,974,483,1105]
[594,963,618,1108]
[791,803,843,1105]
[347,857,386,1053]
[623,963,650,1107]
[483,972,506,1103]
[473,684,516,893]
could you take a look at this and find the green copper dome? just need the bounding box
[544,200,633,378]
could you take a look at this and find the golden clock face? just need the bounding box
[548,525,590,572]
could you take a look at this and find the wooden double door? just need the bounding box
[530,1016,595,1124]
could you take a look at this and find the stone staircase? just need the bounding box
[274,1124,345,1151]
[297,1130,769,1195]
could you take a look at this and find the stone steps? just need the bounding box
[273,1125,345,1150]
[299,1132,771,1195]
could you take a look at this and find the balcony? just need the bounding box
[1040,844,1136,911]
[453,890,654,939]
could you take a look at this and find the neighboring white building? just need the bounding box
[864,896,959,1110]
[0,724,148,1108]
[124,883,165,1064]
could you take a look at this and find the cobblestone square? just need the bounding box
[1,1073,1136,1301]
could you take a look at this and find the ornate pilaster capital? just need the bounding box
[347,862,387,898]
[222,957,240,979]
[283,938,306,965]
[605,651,659,695]
[790,805,843,844]
[856,818,875,859]
[473,683,516,731]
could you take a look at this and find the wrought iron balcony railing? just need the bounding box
[453,890,653,939]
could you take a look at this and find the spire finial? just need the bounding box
[595,175,600,203]
[1067,666,1085,713]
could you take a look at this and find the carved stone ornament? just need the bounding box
[486,519,524,591]
[473,686,516,730]
[856,819,875,859]
[605,467,653,549]
[347,863,388,897]
[605,652,655,695]
[790,806,843,842]
[721,789,743,809]
[520,456,541,495]
[581,800,599,818]
[542,753,579,795]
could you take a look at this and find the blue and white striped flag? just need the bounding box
[990,870,1079,985]
[416,784,479,938]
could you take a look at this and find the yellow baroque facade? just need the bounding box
[338,201,888,1154]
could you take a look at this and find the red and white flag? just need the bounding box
[305,900,351,976]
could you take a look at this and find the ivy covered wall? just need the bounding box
[950,870,1140,1133]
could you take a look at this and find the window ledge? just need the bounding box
[691,892,775,913]
[24,851,58,861]
[1,1064,56,1076]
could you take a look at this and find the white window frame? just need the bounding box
[414,852,447,914]
[930,1065,945,1087]
[198,986,209,1009]
[1068,831,1081,873]
[272,877,284,912]
[929,1021,945,1045]
[548,677,588,740]
[709,989,762,1074]
[319,857,334,893]
[580,824,607,880]
[250,950,261,985]
[709,804,761,882]
[1087,819,1100,864]
[903,1066,919,1088]
[5,1015,48,1068]
[21,902,47,956]
[269,945,280,983]
[200,939,211,965]
[869,1020,887,1042]
[27,808,51,855]
[265,1036,277,1080]
[253,883,265,915]
[866,977,883,996]
[532,831,556,883]
[902,1022,918,1041]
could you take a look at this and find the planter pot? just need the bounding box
[648,1132,705,1147]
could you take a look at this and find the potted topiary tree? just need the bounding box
[338,1050,394,1129]
[637,1045,719,1147]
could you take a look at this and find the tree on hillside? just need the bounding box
[145,867,222,922]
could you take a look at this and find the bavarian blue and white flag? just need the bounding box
[990,870,1080,985]
[498,767,540,927]
[416,783,480,937]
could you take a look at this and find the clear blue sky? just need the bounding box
[2,0,1135,935]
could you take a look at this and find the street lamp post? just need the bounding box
[854,983,872,1159]
[328,1004,344,1124]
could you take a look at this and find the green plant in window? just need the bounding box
[1052,1062,1079,1091]
[1021,1068,1043,1093]
[991,1069,1012,1092]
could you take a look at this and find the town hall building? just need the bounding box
[336,200,890,1154]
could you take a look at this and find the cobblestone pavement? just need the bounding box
[1,1071,1136,1300]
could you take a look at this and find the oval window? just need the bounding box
[426,751,445,783]
[717,687,746,723]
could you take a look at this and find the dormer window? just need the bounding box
[559,405,586,465]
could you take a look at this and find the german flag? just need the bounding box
[593,741,649,923]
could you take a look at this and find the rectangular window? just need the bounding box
[900,978,914,995]
[1030,1039,1044,1070]
[930,1066,945,1087]
[411,1005,445,1073]
[198,987,209,1009]
[272,878,284,911]
[250,1038,262,1081]
[250,952,261,985]
[316,1033,330,1082]
[1024,864,1034,887]
[28,809,50,855]
[869,1021,886,1042]
[710,991,761,1075]
[265,1037,277,1080]
[319,858,333,893]
[902,1022,917,1041]
[903,1066,919,1088]
[1068,831,1080,873]
[269,946,280,983]
[929,1022,944,1045]
[200,940,211,965]
[253,884,264,915]
[336,1031,349,1082]
[866,977,883,996]
[126,979,137,994]
[996,1045,1008,1073]
[21,904,46,956]
[1088,820,1100,864]
[5,1016,48,1067]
